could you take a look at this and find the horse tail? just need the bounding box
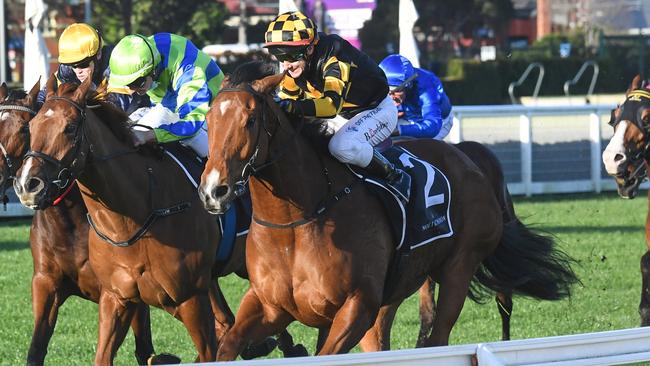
[468,219,580,303]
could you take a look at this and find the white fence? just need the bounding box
[0,103,629,218]
[180,327,650,366]
[449,103,630,196]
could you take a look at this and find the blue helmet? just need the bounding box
[379,54,417,90]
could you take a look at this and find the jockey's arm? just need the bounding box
[286,57,348,118]
[148,67,224,144]
[397,83,445,139]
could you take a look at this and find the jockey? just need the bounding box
[265,11,410,200]
[378,54,453,140]
[107,33,224,158]
[36,23,139,110]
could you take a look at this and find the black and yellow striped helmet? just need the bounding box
[264,11,317,47]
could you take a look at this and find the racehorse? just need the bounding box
[0,81,169,365]
[198,62,579,358]
[602,74,650,325]
[11,74,281,364]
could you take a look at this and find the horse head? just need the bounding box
[0,80,39,195]
[200,64,284,214]
[602,75,650,199]
[14,73,93,209]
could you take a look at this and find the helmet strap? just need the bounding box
[133,34,159,80]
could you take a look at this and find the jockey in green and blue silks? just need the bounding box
[379,54,452,140]
[107,33,224,157]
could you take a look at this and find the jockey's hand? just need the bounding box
[279,99,302,115]
[131,129,156,147]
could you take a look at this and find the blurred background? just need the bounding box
[2,0,650,105]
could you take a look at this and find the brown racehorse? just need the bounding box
[198,62,579,359]
[13,74,249,364]
[602,75,650,325]
[0,81,171,365]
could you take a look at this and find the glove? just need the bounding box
[278,99,294,114]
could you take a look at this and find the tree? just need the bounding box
[360,0,514,64]
[93,0,228,47]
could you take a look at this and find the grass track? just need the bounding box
[0,191,646,364]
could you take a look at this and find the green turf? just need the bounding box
[0,191,646,364]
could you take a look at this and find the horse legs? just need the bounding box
[94,292,138,366]
[496,292,513,340]
[317,293,380,355]
[129,303,157,365]
[640,251,650,326]
[315,327,330,354]
[424,259,478,347]
[171,292,218,362]
[209,282,234,342]
[27,274,69,366]
[416,276,436,348]
[276,329,308,357]
[217,288,292,361]
[359,300,402,352]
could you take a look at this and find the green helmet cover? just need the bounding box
[108,35,160,87]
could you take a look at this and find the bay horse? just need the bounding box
[198,62,579,358]
[0,81,170,365]
[602,74,650,325]
[12,74,246,364]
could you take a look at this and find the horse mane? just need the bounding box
[227,61,278,87]
[5,89,27,102]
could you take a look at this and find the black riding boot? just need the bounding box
[365,149,411,201]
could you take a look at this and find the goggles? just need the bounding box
[268,46,309,63]
[67,58,94,69]
[388,73,418,93]
[128,75,149,90]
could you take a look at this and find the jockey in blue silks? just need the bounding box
[379,54,453,140]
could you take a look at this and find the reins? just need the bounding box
[217,83,359,228]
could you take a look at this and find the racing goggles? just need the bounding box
[269,46,308,63]
[389,73,418,93]
[67,58,94,69]
[128,75,149,90]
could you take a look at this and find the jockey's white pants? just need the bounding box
[130,104,209,158]
[326,95,397,167]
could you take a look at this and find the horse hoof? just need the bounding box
[147,353,182,365]
[240,337,278,360]
[283,343,308,358]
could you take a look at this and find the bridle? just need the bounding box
[0,102,37,196]
[214,83,357,228]
[608,89,650,189]
[23,96,88,198]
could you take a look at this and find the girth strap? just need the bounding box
[87,202,191,247]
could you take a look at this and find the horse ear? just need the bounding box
[45,73,58,100]
[630,74,642,92]
[72,72,93,103]
[0,82,7,100]
[222,75,231,88]
[251,73,285,94]
[25,77,41,106]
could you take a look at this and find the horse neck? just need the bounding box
[249,117,349,219]
[77,110,169,219]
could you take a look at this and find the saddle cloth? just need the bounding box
[351,146,453,251]
[162,142,251,263]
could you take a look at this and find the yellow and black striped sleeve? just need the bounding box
[278,75,303,100]
[295,56,351,118]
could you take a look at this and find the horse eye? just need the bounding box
[64,123,78,134]
[247,116,256,127]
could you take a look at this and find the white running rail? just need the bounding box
[183,327,650,366]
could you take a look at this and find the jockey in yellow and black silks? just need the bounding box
[265,11,410,200]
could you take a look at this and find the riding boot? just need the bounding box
[365,149,411,201]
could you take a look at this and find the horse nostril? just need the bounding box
[26,177,44,194]
[213,185,229,199]
[614,153,625,162]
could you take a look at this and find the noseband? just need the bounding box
[609,89,650,185]
[0,102,37,194]
[24,96,87,192]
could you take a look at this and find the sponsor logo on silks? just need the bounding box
[363,120,389,141]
